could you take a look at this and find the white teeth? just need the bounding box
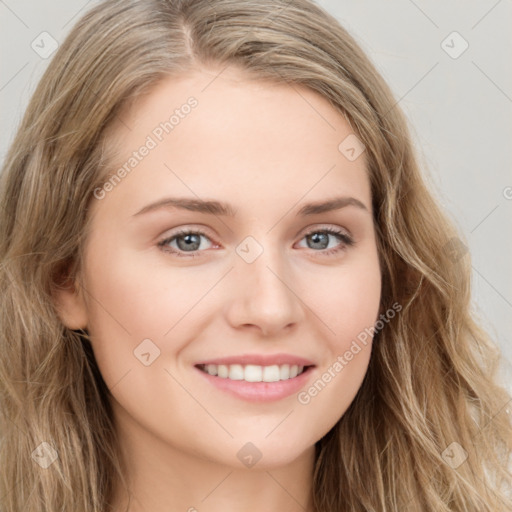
[199,363,308,382]
[228,364,244,380]
[244,365,263,382]
[218,364,229,378]
[262,365,280,382]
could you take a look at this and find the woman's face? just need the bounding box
[57,66,381,469]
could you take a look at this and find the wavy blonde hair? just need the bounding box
[1,0,511,510]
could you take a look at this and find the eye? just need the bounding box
[157,225,354,258]
[296,226,354,257]
[157,228,215,258]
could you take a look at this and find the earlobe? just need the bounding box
[51,263,89,330]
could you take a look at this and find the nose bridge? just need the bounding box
[228,233,304,333]
[237,230,289,289]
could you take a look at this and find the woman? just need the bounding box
[0,1,510,511]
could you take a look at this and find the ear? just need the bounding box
[51,260,89,330]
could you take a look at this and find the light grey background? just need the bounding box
[1,0,511,387]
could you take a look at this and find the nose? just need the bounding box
[224,243,305,337]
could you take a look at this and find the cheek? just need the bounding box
[294,250,381,414]
[81,240,222,385]
[84,230,202,330]
[303,249,382,346]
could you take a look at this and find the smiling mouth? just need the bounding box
[195,363,314,383]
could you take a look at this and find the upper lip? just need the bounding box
[195,353,315,367]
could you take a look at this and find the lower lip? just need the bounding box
[194,366,315,402]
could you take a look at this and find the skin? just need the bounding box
[54,66,382,512]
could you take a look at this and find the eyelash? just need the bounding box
[157,226,355,259]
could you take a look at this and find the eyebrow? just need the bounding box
[132,195,369,218]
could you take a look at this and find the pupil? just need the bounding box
[178,234,200,251]
[309,232,328,249]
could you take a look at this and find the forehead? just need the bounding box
[95,66,371,219]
